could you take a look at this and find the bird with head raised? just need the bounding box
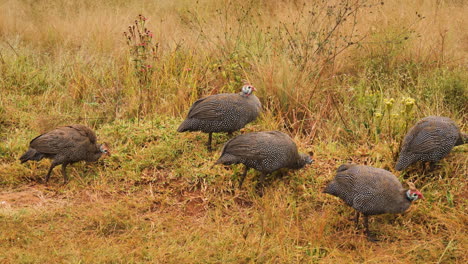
[19,124,110,183]
[177,83,261,151]
[324,164,423,241]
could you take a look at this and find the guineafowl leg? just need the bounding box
[255,172,267,196]
[61,162,69,184]
[354,211,360,228]
[421,162,427,173]
[429,162,436,171]
[207,132,213,152]
[45,162,59,183]
[364,215,379,242]
[239,166,249,188]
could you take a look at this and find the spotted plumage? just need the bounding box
[19,124,110,183]
[177,85,261,151]
[215,131,313,189]
[324,164,423,240]
[395,116,467,171]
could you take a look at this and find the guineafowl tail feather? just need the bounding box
[19,149,44,163]
[395,157,410,171]
[395,162,405,171]
[177,120,193,132]
[215,154,239,165]
[323,181,337,195]
[177,123,187,132]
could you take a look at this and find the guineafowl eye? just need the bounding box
[99,144,110,155]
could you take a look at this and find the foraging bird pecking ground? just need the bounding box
[323,164,423,241]
[177,84,262,151]
[395,116,467,171]
[215,131,313,193]
[19,124,110,183]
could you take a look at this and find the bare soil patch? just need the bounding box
[0,185,49,209]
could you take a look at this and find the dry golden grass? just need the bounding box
[0,0,467,263]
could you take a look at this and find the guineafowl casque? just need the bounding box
[323,164,423,241]
[19,124,110,183]
[395,116,467,171]
[177,84,261,151]
[215,131,313,191]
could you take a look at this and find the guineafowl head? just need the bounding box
[99,143,111,157]
[295,153,313,169]
[406,182,424,201]
[455,132,468,146]
[241,84,256,96]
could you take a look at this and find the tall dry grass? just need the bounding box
[1,0,466,131]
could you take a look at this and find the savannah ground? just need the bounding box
[0,0,467,263]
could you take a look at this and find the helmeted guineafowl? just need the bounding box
[177,84,261,151]
[395,116,467,171]
[215,131,313,191]
[323,164,423,241]
[19,124,110,183]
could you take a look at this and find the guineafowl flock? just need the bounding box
[19,84,466,241]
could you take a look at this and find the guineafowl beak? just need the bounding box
[416,191,424,200]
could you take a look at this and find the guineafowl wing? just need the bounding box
[66,125,98,144]
[223,131,296,161]
[30,131,75,154]
[405,125,445,154]
[333,172,356,192]
[30,126,92,154]
[187,94,239,121]
[221,135,269,161]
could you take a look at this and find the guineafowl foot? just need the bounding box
[255,184,265,197]
[366,233,380,242]
[421,161,438,174]
[255,172,267,196]
[238,166,249,189]
[40,178,50,185]
[275,170,287,179]
[44,162,58,184]
[363,215,380,242]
